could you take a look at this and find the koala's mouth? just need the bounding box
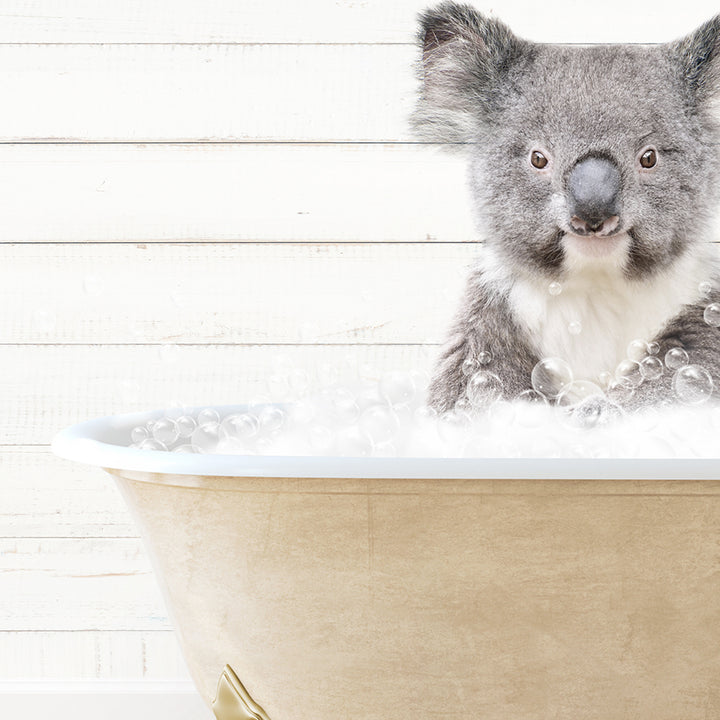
[561,228,631,259]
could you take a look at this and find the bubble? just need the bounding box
[639,356,664,381]
[461,357,480,377]
[564,395,622,430]
[335,426,372,457]
[647,342,660,355]
[321,387,360,424]
[556,380,604,406]
[664,347,689,370]
[308,425,335,453]
[517,388,547,404]
[258,406,285,433]
[548,281,562,296]
[152,417,179,445]
[438,409,472,444]
[466,371,503,407]
[699,281,713,296]
[615,359,643,387]
[359,405,400,445]
[627,339,649,362]
[220,413,259,441]
[130,425,150,443]
[531,357,573,399]
[197,408,220,426]
[606,377,635,404]
[477,351,493,366]
[414,405,438,422]
[672,365,714,405]
[568,320,582,335]
[191,422,220,452]
[703,302,720,327]
[379,371,416,407]
[176,415,197,439]
[138,438,167,452]
[454,396,474,414]
[172,444,201,453]
[597,371,613,389]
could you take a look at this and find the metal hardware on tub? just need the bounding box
[212,665,272,720]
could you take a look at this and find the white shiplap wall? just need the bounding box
[1,0,718,704]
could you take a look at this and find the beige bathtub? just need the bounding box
[54,406,720,720]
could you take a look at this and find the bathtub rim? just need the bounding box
[51,404,720,480]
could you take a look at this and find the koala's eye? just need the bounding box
[639,148,658,169]
[530,150,549,169]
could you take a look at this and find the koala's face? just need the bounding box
[414,4,720,280]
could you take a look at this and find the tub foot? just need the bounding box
[212,665,272,720]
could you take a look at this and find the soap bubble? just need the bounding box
[466,371,503,407]
[568,320,582,335]
[288,368,311,396]
[176,415,197,438]
[130,425,150,443]
[258,406,285,434]
[461,356,480,377]
[359,405,400,445]
[151,417,179,445]
[517,388,547,404]
[379,371,416,407]
[172,444,201,453]
[647,342,660,355]
[438,409,472,444]
[665,347,689,370]
[703,302,720,327]
[627,339,649,362]
[639,356,664,381]
[191,422,220,452]
[672,365,714,405]
[320,387,360,424]
[548,281,562,296]
[220,413,259,441]
[699,281,713,296]
[556,380,604,406]
[138,438,167,452]
[477,351,493,366]
[197,408,220,426]
[531,357,573,399]
[335,426,372,456]
[308,425,335,453]
[615,359,643,387]
[606,377,635,404]
[414,405,438,422]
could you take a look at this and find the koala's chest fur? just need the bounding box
[483,243,712,383]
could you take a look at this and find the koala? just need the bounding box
[413,2,720,412]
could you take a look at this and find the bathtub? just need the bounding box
[53,405,720,720]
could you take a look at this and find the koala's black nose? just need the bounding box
[567,155,622,236]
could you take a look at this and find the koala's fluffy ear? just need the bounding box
[670,15,720,105]
[412,2,530,144]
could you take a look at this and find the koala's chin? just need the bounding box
[414,2,720,412]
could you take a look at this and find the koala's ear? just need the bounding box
[412,2,530,144]
[670,15,720,105]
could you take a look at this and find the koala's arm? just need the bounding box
[627,296,720,408]
[427,271,540,412]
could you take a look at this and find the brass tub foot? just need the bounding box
[212,665,272,720]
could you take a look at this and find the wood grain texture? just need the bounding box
[0,537,170,631]
[1,343,437,444]
[0,631,189,678]
[0,144,473,242]
[0,0,711,44]
[2,242,471,344]
[0,44,418,142]
[0,448,135,538]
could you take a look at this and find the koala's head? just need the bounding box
[414,2,720,280]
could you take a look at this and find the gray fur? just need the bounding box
[415,3,720,411]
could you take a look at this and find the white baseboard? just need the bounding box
[0,680,214,720]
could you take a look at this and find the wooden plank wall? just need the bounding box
[1,0,716,684]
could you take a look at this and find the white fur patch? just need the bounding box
[479,240,718,385]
